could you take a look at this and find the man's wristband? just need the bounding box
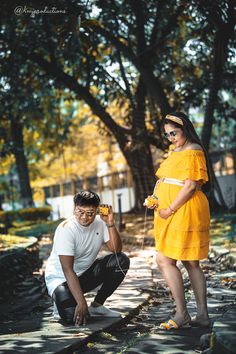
[106,223,115,228]
[169,206,175,214]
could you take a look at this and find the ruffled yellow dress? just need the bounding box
[154,149,210,260]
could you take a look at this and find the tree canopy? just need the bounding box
[1,0,235,208]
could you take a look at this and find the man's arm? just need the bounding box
[59,255,88,325]
[105,224,122,253]
[100,205,122,253]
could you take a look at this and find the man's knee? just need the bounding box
[57,306,75,324]
[53,284,76,324]
[117,252,130,269]
[106,252,130,270]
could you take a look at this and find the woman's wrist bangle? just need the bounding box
[169,206,175,214]
[106,223,115,228]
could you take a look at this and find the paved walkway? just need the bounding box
[0,250,153,354]
[0,242,235,354]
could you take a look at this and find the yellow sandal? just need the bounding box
[159,319,191,330]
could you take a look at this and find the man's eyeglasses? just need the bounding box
[74,208,97,218]
[163,131,178,139]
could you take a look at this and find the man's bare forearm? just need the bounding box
[106,224,122,252]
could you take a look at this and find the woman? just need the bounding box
[146,112,211,330]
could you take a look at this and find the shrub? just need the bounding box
[0,208,51,230]
[0,210,19,227]
[12,220,36,228]
[18,207,52,221]
[0,211,5,224]
[9,219,64,238]
[0,234,30,251]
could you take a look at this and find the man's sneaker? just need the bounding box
[88,305,121,318]
[53,302,61,320]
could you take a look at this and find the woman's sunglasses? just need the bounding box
[163,131,178,139]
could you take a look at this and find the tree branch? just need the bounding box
[144,3,186,57]
[149,0,166,47]
[17,48,131,145]
[128,0,147,55]
[116,48,136,110]
[87,24,172,114]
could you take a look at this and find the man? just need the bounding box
[45,190,130,326]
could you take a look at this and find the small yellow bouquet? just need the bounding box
[144,195,159,207]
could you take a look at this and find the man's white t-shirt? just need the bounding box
[45,215,110,296]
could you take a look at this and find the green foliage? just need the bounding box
[0,0,235,209]
[0,207,52,229]
[12,220,36,228]
[0,234,31,251]
[210,214,236,247]
[8,219,64,238]
[1,1,234,146]
[0,210,19,225]
[18,207,52,221]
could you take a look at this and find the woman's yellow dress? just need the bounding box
[154,149,210,260]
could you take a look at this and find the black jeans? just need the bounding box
[53,252,130,324]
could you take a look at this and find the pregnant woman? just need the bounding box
[146,112,211,330]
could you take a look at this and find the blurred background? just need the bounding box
[0,0,235,221]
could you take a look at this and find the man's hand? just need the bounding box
[100,205,114,225]
[101,205,122,253]
[73,298,89,326]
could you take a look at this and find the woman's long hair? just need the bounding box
[161,112,212,194]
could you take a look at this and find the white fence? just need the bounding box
[47,186,135,220]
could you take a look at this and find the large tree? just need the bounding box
[191,0,236,209]
[1,0,235,209]
[195,0,236,151]
[0,39,73,206]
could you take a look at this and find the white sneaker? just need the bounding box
[88,305,121,318]
[53,302,61,320]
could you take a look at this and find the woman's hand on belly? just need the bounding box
[158,208,173,219]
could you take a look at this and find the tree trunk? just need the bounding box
[201,4,235,211]
[208,161,227,212]
[23,49,165,210]
[124,146,156,210]
[10,118,34,207]
[201,31,225,151]
[126,78,157,209]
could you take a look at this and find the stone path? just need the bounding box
[0,235,235,354]
[0,245,153,354]
[75,251,236,354]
